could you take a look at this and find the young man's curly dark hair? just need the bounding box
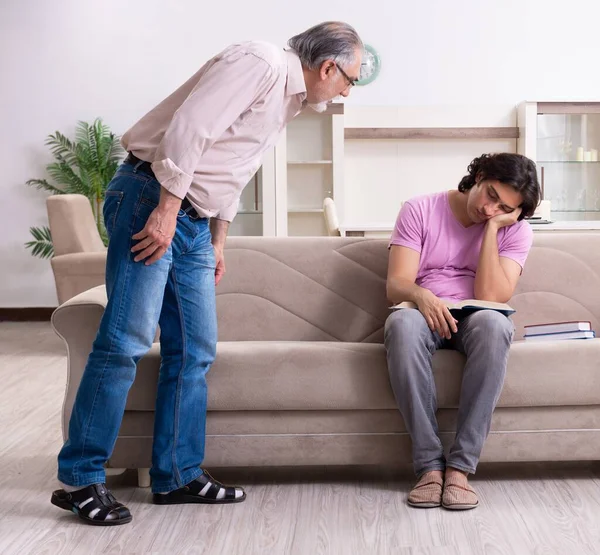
[457,153,541,220]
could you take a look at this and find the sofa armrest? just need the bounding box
[51,251,107,304]
[51,285,108,440]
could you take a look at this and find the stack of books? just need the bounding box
[524,321,596,341]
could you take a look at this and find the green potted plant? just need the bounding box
[25,118,124,258]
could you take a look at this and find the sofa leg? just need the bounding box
[138,468,151,488]
[105,468,126,477]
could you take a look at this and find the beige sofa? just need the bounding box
[47,194,107,304]
[51,234,600,482]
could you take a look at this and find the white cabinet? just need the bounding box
[228,103,344,237]
[518,102,600,222]
[228,148,277,237]
[275,103,344,237]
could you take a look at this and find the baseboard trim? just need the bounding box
[0,308,56,321]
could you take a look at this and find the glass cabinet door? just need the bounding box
[537,111,600,221]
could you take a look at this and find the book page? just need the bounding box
[453,299,514,311]
[391,299,514,313]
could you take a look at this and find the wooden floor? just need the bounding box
[1,321,600,555]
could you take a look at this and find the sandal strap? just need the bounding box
[190,471,236,500]
[196,471,213,488]
[94,504,131,521]
[68,484,129,521]
[224,487,237,501]
[205,482,222,499]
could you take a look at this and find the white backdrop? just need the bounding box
[2,0,600,306]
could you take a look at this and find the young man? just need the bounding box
[385,153,541,510]
[51,22,363,526]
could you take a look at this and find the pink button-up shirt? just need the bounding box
[121,42,307,221]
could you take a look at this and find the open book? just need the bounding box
[391,299,515,316]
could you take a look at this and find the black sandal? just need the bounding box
[152,470,246,505]
[51,483,132,526]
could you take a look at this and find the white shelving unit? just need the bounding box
[228,147,277,237]
[228,104,344,237]
[273,103,344,237]
[287,160,333,165]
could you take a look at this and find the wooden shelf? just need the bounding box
[288,160,332,165]
[551,209,600,213]
[237,210,263,215]
[288,208,324,214]
[323,103,344,115]
[537,102,600,115]
[538,161,600,164]
[344,127,520,140]
[298,103,344,116]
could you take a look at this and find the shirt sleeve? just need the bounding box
[388,200,424,253]
[151,52,276,199]
[498,220,534,269]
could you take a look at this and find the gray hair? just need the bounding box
[288,21,363,70]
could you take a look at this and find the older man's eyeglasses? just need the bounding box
[336,64,357,88]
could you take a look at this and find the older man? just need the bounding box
[51,21,363,526]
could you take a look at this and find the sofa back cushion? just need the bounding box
[218,233,600,342]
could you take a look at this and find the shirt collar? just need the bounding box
[284,48,307,99]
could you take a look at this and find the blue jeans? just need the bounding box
[57,162,217,493]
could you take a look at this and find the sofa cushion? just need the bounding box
[215,234,600,342]
[126,338,600,412]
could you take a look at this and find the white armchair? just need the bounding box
[47,194,107,305]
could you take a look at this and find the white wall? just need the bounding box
[2,0,600,306]
[343,105,519,224]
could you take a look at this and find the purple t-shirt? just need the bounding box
[389,191,533,302]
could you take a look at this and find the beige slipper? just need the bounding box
[407,472,444,508]
[442,474,479,510]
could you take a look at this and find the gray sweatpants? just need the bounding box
[384,308,514,476]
